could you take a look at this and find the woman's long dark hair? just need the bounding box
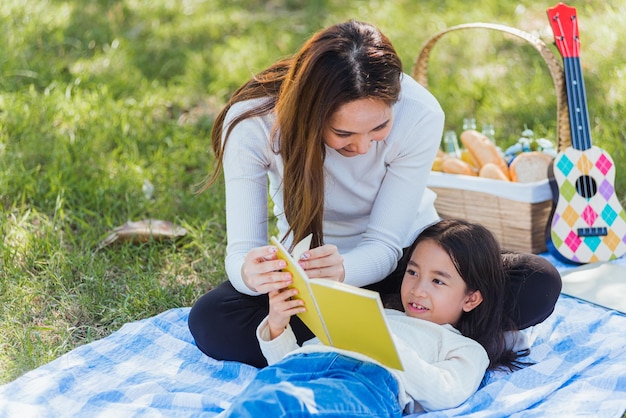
[404,219,526,370]
[202,20,402,250]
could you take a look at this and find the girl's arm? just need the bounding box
[398,340,489,411]
[256,287,306,365]
[256,319,299,366]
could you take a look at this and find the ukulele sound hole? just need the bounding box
[576,175,597,198]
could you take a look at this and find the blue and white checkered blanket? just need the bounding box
[1,258,625,417]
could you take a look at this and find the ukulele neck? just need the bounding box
[563,55,592,151]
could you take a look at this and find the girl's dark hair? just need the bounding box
[403,219,526,371]
[202,20,402,250]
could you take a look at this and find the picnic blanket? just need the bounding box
[1,256,626,417]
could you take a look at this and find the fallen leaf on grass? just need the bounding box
[99,219,187,248]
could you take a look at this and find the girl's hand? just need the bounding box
[267,288,305,339]
[241,245,292,293]
[299,244,345,282]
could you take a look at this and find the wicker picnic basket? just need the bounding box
[412,23,572,253]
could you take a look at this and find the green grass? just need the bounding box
[1,0,626,390]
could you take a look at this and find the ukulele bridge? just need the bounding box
[577,227,608,237]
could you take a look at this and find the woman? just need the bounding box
[188,20,561,368]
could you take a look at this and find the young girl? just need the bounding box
[188,19,561,368]
[221,219,526,416]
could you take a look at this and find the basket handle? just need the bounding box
[412,22,571,151]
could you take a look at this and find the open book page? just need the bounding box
[310,280,404,370]
[270,235,404,370]
[290,234,312,263]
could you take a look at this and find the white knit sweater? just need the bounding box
[257,309,489,413]
[221,74,445,295]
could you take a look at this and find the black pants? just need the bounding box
[187,251,562,368]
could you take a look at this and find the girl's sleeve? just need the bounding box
[256,317,300,365]
[221,108,274,295]
[397,339,489,412]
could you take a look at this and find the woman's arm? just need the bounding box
[221,100,279,295]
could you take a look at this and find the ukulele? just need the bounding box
[546,2,626,263]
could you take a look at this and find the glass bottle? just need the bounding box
[481,123,495,144]
[462,117,477,131]
[442,130,461,158]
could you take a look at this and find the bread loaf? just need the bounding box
[441,157,477,176]
[509,151,553,182]
[460,130,510,180]
[432,156,443,171]
[479,162,510,181]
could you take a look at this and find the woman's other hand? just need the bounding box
[241,246,292,293]
[299,244,345,282]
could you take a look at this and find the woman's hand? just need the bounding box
[299,244,345,282]
[267,288,305,339]
[241,245,293,293]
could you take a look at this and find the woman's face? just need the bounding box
[323,98,393,157]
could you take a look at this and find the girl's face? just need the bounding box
[323,98,393,157]
[400,239,483,326]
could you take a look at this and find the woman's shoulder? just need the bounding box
[397,73,444,115]
[222,97,275,141]
[224,97,275,125]
[383,74,444,148]
[221,97,276,156]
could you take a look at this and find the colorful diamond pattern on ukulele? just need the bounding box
[560,180,577,202]
[583,236,602,252]
[564,230,582,252]
[562,205,581,228]
[599,179,615,201]
[601,204,618,226]
[576,153,593,174]
[556,155,574,176]
[605,228,622,250]
[581,205,598,226]
[595,153,613,176]
[550,146,626,263]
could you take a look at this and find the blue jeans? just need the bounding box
[223,352,402,417]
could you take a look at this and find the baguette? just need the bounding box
[432,156,444,171]
[460,130,511,180]
[509,151,553,182]
[441,157,477,176]
[479,162,510,181]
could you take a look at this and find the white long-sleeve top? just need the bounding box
[256,309,489,413]
[221,73,445,295]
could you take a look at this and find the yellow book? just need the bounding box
[270,235,404,370]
